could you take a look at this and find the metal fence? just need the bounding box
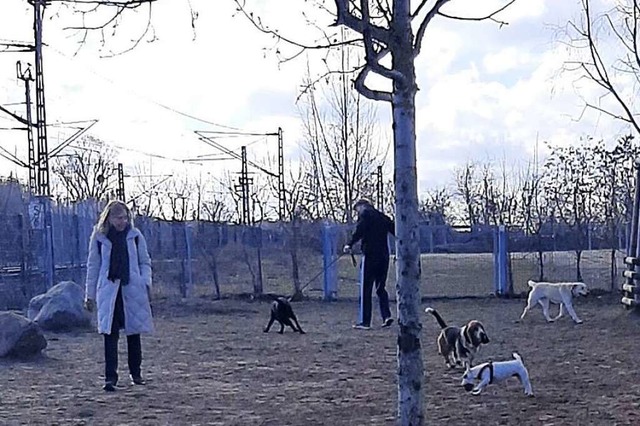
[0,197,628,310]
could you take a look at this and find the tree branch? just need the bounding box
[414,0,452,57]
[100,3,155,58]
[437,0,517,26]
[333,0,391,45]
[49,0,155,7]
[233,0,359,63]
[354,60,392,102]
[360,0,405,84]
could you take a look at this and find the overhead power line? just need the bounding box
[44,45,242,132]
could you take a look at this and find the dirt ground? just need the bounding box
[1,293,640,426]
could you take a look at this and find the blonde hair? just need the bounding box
[94,200,134,235]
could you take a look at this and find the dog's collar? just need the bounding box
[478,362,494,384]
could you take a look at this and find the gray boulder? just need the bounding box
[28,281,92,331]
[0,312,47,358]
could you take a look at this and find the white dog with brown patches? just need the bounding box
[519,280,589,324]
[461,352,533,396]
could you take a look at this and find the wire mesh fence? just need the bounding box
[0,197,629,310]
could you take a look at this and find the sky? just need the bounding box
[0,0,635,199]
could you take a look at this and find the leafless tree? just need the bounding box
[543,140,599,281]
[298,51,386,223]
[42,0,197,56]
[591,135,640,289]
[564,0,640,134]
[275,162,319,299]
[193,176,233,300]
[221,171,269,296]
[419,186,452,224]
[491,159,521,227]
[454,161,480,226]
[160,175,193,221]
[518,162,551,281]
[126,161,172,218]
[233,1,517,422]
[454,159,522,228]
[50,135,117,202]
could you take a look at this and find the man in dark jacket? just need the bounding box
[343,199,395,330]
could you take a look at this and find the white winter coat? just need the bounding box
[85,227,154,335]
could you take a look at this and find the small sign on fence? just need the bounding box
[28,199,45,230]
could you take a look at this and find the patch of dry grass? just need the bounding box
[151,245,625,300]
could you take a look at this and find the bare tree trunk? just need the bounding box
[210,249,221,300]
[393,24,423,424]
[575,250,583,282]
[537,248,545,281]
[241,242,258,295]
[610,247,617,292]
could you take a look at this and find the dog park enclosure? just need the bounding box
[0,192,629,310]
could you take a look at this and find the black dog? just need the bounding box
[264,297,305,334]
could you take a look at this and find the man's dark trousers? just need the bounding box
[359,254,391,326]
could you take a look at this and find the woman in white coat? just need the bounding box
[84,200,154,392]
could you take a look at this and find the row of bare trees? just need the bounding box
[6,0,640,423]
[419,135,640,284]
[425,137,637,230]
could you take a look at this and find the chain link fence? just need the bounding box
[0,197,628,309]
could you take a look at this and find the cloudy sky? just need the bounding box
[0,0,634,197]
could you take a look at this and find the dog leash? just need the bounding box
[297,252,349,295]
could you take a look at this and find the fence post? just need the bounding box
[72,209,81,284]
[18,214,29,300]
[30,196,54,292]
[494,225,509,296]
[493,227,499,294]
[182,222,193,298]
[499,225,508,295]
[322,223,338,301]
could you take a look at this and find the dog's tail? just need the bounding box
[527,280,537,287]
[424,307,448,329]
[512,352,523,362]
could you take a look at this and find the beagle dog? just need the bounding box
[425,307,489,369]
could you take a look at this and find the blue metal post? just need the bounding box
[322,223,338,301]
[493,226,499,294]
[183,223,193,298]
[498,225,508,295]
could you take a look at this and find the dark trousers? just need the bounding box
[104,286,142,384]
[359,254,391,326]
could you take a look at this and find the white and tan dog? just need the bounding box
[519,280,589,324]
[461,352,533,396]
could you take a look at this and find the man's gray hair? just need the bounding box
[354,198,373,209]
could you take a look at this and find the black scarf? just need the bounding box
[107,226,130,285]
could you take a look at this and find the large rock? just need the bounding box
[0,312,47,358]
[27,281,92,331]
